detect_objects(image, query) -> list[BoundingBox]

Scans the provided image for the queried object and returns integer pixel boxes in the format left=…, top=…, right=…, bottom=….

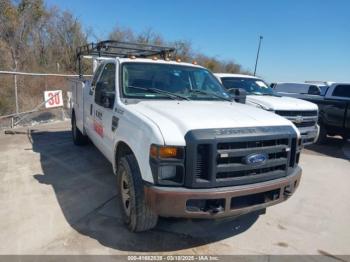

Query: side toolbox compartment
left=70, top=79, right=86, bottom=134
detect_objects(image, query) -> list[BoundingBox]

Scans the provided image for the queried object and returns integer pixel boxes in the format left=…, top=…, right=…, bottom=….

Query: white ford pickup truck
left=215, top=74, right=320, bottom=146
left=71, top=41, right=302, bottom=232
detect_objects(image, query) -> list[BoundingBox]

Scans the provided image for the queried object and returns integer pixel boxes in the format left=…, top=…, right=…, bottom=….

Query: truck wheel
left=316, top=124, right=327, bottom=144
left=71, top=113, right=88, bottom=146
left=117, top=154, right=158, bottom=232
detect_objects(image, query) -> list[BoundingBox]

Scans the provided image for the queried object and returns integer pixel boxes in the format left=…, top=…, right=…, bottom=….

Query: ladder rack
left=76, top=40, right=175, bottom=76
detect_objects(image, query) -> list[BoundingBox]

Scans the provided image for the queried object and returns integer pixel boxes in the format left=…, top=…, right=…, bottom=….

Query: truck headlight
left=149, top=145, right=185, bottom=186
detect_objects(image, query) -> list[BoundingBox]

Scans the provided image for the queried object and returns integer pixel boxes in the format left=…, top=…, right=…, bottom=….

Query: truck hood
left=247, top=95, right=318, bottom=111
left=129, top=100, right=297, bottom=145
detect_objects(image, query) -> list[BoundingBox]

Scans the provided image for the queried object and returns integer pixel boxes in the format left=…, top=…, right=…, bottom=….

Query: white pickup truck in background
left=71, top=41, right=302, bottom=232
left=215, top=74, right=320, bottom=146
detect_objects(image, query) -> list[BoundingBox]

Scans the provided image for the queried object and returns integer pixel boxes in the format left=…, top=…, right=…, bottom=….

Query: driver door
left=92, top=62, right=116, bottom=161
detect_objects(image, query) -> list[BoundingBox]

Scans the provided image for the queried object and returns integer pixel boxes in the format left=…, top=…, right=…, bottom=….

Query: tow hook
left=284, top=186, right=293, bottom=197
left=208, top=205, right=224, bottom=214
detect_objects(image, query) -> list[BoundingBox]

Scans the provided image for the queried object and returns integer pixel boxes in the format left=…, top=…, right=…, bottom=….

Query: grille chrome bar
left=217, top=158, right=288, bottom=173
left=217, top=144, right=288, bottom=157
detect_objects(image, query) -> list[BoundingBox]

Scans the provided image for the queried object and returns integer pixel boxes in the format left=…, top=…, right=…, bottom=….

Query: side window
left=332, top=85, right=350, bottom=98
left=89, top=64, right=104, bottom=96
left=91, top=64, right=104, bottom=86
left=95, top=63, right=116, bottom=106
left=308, top=85, right=321, bottom=95
left=300, top=85, right=309, bottom=94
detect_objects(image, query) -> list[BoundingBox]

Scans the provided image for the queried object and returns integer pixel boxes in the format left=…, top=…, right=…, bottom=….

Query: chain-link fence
left=0, top=71, right=90, bottom=130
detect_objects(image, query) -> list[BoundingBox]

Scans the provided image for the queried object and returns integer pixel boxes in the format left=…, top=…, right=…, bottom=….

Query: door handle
left=90, top=104, right=93, bottom=115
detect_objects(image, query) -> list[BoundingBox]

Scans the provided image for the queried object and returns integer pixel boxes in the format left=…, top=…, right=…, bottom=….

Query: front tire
left=117, top=154, right=158, bottom=232
left=71, top=113, right=88, bottom=146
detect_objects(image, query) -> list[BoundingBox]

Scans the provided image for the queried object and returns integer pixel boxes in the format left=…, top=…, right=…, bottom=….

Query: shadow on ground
left=305, top=137, right=350, bottom=161
left=30, top=129, right=260, bottom=252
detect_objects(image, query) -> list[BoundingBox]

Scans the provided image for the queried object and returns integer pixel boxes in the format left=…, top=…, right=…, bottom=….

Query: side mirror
left=95, top=81, right=105, bottom=104
left=228, top=88, right=247, bottom=104
left=308, top=86, right=321, bottom=95
left=95, top=81, right=115, bottom=109
left=101, top=90, right=115, bottom=109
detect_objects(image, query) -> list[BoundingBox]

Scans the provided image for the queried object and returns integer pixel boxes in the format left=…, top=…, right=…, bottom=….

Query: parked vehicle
left=271, top=82, right=329, bottom=97
left=71, top=41, right=302, bottom=232
left=215, top=74, right=319, bottom=146
left=273, top=82, right=350, bottom=142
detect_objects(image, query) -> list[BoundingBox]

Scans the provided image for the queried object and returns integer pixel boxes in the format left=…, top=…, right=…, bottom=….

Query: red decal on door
left=93, top=121, right=104, bottom=137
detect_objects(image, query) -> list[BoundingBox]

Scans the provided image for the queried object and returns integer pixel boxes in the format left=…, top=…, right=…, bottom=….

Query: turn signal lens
left=159, top=147, right=178, bottom=158
left=150, top=145, right=182, bottom=159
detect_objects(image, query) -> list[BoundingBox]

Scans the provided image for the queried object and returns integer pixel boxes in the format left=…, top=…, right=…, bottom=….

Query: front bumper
left=299, top=125, right=320, bottom=146
left=144, top=166, right=302, bottom=219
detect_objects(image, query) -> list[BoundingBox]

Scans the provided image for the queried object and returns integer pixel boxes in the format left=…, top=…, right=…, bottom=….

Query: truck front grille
left=275, top=110, right=318, bottom=134
left=293, top=121, right=317, bottom=128
left=275, top=110, right=318, bottom=117
left=185, top=126, right=298, bottom=188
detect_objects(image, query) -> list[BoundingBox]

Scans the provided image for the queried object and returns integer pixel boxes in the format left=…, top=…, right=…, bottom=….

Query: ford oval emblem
left=244, top=153, right=268, bottom=166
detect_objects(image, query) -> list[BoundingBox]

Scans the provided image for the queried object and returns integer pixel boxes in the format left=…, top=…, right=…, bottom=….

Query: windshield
left=122, top=63, right=230, bottom=101
left=221, top=77, right=274, bottom=95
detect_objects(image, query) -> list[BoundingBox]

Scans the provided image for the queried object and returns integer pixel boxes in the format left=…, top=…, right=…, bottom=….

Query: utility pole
left=254, top=35, right=263, bottom=76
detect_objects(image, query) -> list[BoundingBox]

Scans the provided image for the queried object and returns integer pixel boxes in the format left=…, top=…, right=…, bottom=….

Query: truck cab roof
left=97, top=57, right=204, bottom=69
left=215, top=73, right=259, bottom=79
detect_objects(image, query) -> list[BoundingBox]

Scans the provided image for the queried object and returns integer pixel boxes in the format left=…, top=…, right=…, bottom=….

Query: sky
left=45, top=0, right=350, bottom=83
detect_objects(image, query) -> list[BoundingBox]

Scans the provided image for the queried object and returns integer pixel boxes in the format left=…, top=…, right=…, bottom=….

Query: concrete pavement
left=0, top=121, right=349, bottom=255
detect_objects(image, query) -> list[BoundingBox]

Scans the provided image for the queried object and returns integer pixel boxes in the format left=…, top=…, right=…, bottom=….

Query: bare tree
left=108, top=24, right=249, bottom=74
left=109, top=25, right=135, bottom=42
left=172, top=40, right=193, bottom=61
left=0, top=3, right=250, bottom=116
left=47, top=11, right=88, bottom=72
left=0, top=0, right=45, bottom=71
left=0, top=0, right=89, bottom=115
left=136, top=28, right=164, bottom=45
left=0, top=0, right=46, bottom=113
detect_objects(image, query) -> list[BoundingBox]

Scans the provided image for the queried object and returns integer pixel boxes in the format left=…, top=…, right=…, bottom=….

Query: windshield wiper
left=188, top=89, right=232, bottom=102
left=127, top=85, right=190, bottom=100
